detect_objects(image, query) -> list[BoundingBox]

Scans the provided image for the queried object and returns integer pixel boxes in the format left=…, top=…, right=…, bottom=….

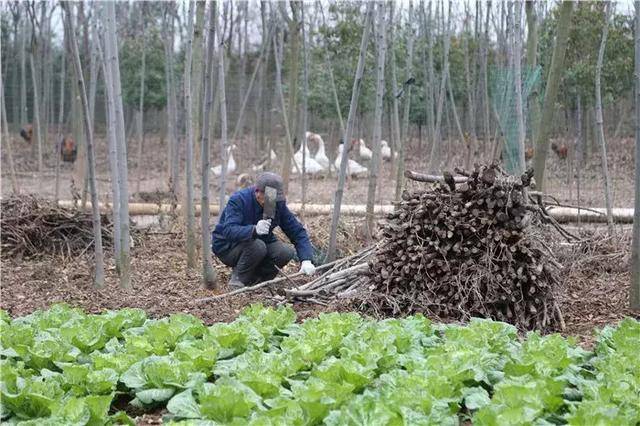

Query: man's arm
left=278, top=202, right=314, bottom=261
left=221, top=197, right=256, bottom=242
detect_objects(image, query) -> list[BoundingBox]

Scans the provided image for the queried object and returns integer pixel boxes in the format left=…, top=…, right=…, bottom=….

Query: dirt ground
left=2, top=130, right=637, bottom=208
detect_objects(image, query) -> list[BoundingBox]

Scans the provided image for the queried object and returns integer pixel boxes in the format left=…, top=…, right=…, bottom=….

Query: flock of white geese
left=211, top=132, right=396, bottom=178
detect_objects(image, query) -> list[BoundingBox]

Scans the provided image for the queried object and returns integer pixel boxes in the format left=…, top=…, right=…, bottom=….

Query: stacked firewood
left=361, top=165, right=562, bottom=331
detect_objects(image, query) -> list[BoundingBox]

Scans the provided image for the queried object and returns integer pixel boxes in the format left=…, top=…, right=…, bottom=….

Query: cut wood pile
left=1, top=195, right=118, bottom=259
left=282, top=165, right=565, bottom=331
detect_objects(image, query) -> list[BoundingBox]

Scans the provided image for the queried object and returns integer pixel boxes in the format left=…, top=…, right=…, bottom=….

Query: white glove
left=299, top=260, right=316, bottom=276
left=255, top=219, right=272, bottom=236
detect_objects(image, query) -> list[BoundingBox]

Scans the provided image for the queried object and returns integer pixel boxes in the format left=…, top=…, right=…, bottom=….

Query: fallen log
left=54, top=199, right=634, bottom=223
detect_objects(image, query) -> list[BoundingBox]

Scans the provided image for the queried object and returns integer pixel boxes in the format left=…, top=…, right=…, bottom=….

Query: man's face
left=255, top=189, right=265, bottom=206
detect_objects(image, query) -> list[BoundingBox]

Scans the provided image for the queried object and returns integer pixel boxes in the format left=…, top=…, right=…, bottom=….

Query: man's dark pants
left=216, top=240, right=296, bottom=285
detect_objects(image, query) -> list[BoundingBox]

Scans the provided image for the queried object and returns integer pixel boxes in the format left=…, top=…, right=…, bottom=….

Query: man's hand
left=299, top=260, right=316, bottom=276
left=255, top=219, right=272, bottom=235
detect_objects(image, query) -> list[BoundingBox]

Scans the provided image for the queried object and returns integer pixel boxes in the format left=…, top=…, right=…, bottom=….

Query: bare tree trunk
left=163, top=7, right=179, bottom=203
left=62, top=1, right=105, bottom=288
left=631, top=0, right=640, bottom=310
left=396, top=1, right=414, bottom=201
left=513, top=1, right=526, bottom=174
left=426, top=0, right=452, bottom=174
left=533, top=1, right=573, bottom=190
left=54, top=29, right=66, bottom=203
left=105, top=1, right=132, bottom=288
left=319, top=1, right=345, bottom=137
left=300, top=2, right=310, bottom=213
left=389, top=4, right=402, bottom=186
left=424, top=2, right=436, bottom=152
left=184, top=1, right=197, bottom=269
left=463, top=2, right=477, bottom=163
left=1, top=71, right=19, bottom=194
left=482, top=2, right=492, bottom=157
left=327, top=2, right=374, bottom=262
left=192, top=1, right=206, bottom=171
left=281, top=2, right=301, bottom=193
left=595, top=3, right=614, bottom=234
left=576, top=95, right=583, bottom=225
left=200, top=2, right=218, bottom=289
left=29, top=48, right=43, bottom=182
left=19, top=18, right=27, bottom=126
left=136, top=5, right=147, bottom=194
left=526, top=0, right=540, bottom=145
left=217, top=9, right=230, bottom=213
left=366, top=3, right=387, bottom=241
left=257, top=2, right=268, bottom=152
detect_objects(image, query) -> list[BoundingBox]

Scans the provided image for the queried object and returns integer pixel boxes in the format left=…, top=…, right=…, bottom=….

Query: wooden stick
left=404, top=170, right=469, bottom=183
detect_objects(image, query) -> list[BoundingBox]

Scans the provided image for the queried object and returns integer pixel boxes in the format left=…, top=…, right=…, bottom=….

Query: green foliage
left=1, top=303, right=638, bottom=425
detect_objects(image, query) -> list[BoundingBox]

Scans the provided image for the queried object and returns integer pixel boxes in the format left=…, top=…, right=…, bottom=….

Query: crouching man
left=212, top=172, right=316, bottom=288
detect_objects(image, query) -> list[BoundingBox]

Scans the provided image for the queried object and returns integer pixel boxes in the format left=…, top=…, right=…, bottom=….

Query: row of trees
left=0, top=1, right=638, bottom=306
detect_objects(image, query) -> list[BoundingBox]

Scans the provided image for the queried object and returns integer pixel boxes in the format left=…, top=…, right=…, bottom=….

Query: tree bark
left=463, top=2, right=477, bottom=163
left=595, top=3, right=614, bottom=234
left=1, top=68, right=19, bottom=194
left=366, top=3, right=387, bottom=241
left=29, top=47, right=43, bottom=182
left=300, top=2, right=310, bottom=213
left=200, top=2, right=219, bottom=289
left=54, top=27, right=66, bottom=203
left=217, top=6, right=230, bottom=214
left=396, top=1, right=415, bottom=202
left=631, top=0, right=640, bottom=310
left=184, top=1, right=197, bottom=269
left=533, top=1, right=574, bottom=190
left=389, top=4, right=402, bottom=187
left=327, top=2, right=374, bottom=262
left=525, top=0, right=540, bottom=145
left=105, top=1, right=132, bottom=288
left=481, top=2, right=492, bottom=157
left=191, top=1, right=206, bottom=170
left=426, top=0, right=452, bottom=174
left=163, top=7, right=180, bottom=203
left=19, top=15, right=28, bottom=127
left=62, top=1, right=105, bottom=288
left=136, top=4, right=147, bottom=195
left=513, top=1, right=526, bottom=174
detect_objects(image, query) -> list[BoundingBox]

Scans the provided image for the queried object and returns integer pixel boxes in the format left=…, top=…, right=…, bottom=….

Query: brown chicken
left=60, top=137, right=78, bottom=163
left=525, top=147, right=534, bottom=161
left=551, top=142, right=568, bottom=160
left=20, top=124, right=33, bottom=143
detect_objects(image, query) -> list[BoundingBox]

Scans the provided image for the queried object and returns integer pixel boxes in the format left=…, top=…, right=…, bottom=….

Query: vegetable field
left=1, top=304, right=638, bottom=425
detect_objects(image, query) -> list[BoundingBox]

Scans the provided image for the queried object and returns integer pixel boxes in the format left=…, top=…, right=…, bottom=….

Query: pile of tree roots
left=277, top=165, right=564, bottom=331
left=360, top=165, right=563, bottom=331
left=1, top=195, right=117, bottom=259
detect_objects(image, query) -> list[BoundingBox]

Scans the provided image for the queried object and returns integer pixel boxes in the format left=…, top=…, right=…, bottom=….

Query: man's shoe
left=228, top=270, right=244, bottom=290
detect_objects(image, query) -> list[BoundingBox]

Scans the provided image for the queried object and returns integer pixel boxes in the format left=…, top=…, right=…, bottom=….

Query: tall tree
left=163, top=5, right=180, bottom=202
left=200, top=2, right=219, bottom=289
left=389, top=3, right=402, bottom=187
left=62, top=1, right=105, bottom=288
left=631, top=0, right=640, bottom=310
left=0, top=61, right=19, bottom=193
left=27, top=5, right=43, bottom=183
left=595, top=3, right=614, bottom=234
left=366, top=3, right=387, bottom=241
left=54, top=23, right=66, bottom=203
left=526, top=1, right=540, bottom=145
left=396, top=1, right=415, bottom=201
left=424, top=2, right=436, bottom=152
left=300, top=2, right=310, bottom=211
left=184, top=1, right=197, bottom=269
left=533, top=1, right=574, bottom=190
left=513, top=1, right=526, bottom=174
left=104, top=1, right=132, bottom=288
left=327, top=2, right=374, bottom=262
left=217, top=6, right=230, bottom=213
left=481, top=2, right=492, bottom=155
left=135, top=4, right=147, bottom=194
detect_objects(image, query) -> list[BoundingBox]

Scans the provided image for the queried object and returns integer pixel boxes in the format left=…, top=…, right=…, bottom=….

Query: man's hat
left=255, top=172, right=285, bottom=201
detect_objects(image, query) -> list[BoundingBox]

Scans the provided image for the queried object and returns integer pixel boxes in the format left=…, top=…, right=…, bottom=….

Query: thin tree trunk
left=463, top=2, right=477, bottom=163
left=319, top=1, right=345, bottom=137
left=389, top=4, right=402, bottom=187
left=163, top=8, right=179, bottom=202
left=136, top=4, right=147, bottom=194
left=184, top=1, right=197, bottom=269
left=62, top=1, right=105, bottom=288
left=217, top=8, right=230, bottom=213
left=20, top=18, right=27, bottom=126
left=281, top=2, right=301, bottom=193
left=105, top=1, right=132, bottom=288
left=513, top=1, right=526, bottom=174
left=423, top=2, right=435, bottom=153
left=482, top=2, right=492, bottom=156
left=192, top=1, right=206, bottom=171
left=426, top=0, right=452, bottom=174
left=200, top=2, right=218, bottom=289
left=631, top=0, right=640, bottom=310
left=300, top=2, right=310, bottom=213
left=366, top=3, right=387, bottom=241
left=526, top=0, right=540, bottom=145
left=396, top=1, right=414, bottom=201
left=327, top=2, right=374, bottom=262
left=29, top=49, right=43, bottom=182
left=1, top=73, right=19, bottom=194
left=595, top=3, right=614, bottom=234
left=533, top=1, right=574, bottom=190
left=54, top=30, right=66, bottom=203
left=576, top=95, right=583, bottom=225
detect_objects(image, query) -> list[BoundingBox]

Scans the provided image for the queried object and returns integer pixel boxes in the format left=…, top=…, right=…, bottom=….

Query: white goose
left=211, top=145, right=237, bottom=176
left=381, top=140, right=397, bottom=161
left=293, top=142, right=324, bottom=175
left=357, top=138, right=373, bottom=161
left=252, top=149, right=278, bottom=172
left=335, top=143, right=368, bottom=177
left=307, top=132, right=330, bottom=170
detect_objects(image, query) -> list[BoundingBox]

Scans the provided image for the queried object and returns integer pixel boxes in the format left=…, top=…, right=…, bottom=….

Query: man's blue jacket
left=212, top=187, right=314, bottom=261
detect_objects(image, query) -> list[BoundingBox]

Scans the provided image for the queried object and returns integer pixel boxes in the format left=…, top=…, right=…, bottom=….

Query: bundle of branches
left=1, top=195, right=116, bottom=259
left=357, top=165, right=563, bottom=331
